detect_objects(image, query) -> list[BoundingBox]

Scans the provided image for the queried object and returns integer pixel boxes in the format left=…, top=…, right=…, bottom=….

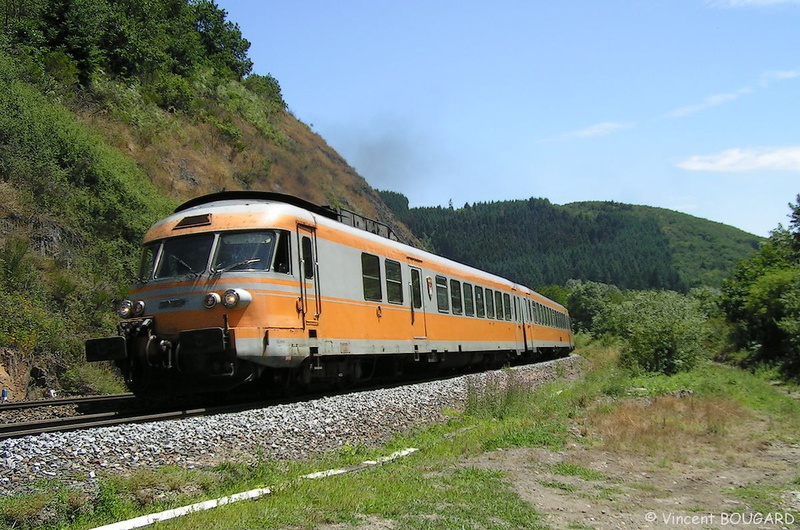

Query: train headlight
left=118, top=300, right=134, bottom=319
left=132, top=300, right=146, bottom=317
left=222, top=289, right=252, bottom=309
left=203, top=292, right=221, bottom=309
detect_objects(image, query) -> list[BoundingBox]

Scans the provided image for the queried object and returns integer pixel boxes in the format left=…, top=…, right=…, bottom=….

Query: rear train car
left=86, top=192, right=574, bottom=395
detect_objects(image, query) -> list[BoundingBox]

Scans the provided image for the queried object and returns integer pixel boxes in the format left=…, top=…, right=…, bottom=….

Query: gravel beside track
left=0, top=355, right=583, bottom=496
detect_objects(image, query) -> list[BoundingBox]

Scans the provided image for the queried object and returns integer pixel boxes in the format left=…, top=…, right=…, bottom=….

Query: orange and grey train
left=86, top=192, right=574, bottom=395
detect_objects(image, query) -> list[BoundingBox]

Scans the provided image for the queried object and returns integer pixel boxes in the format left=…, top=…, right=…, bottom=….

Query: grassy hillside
left=381, top=191, right=761, bottom=291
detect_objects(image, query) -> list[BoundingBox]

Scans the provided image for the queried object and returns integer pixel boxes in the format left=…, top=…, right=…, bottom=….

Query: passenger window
left=475, top=287, right=485, bottom=318
left=411, top=269, right=422, bottom=309
left=436, top=276, right=449, bottom=313
left=386, top=259, right=403, bottom=304
left=361, top=253, right=382, bottom=301
left=504, top=294, right=512, bottom=321
left=450, top=279, right=462, bottom=315
left=301, top=236, right=314, bottom=279
left=495, top=291, right=504, bottom=320
left=272, top=231, right=291, bottom=273
left=463, top=283, right=474, bottom=316
left=485, top=289, right=495, bottom=319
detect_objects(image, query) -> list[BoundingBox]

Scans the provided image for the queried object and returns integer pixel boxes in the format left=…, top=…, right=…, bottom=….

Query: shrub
left=601, top=290, right=707, bottom=375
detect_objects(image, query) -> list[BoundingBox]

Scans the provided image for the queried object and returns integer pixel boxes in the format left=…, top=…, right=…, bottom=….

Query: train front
left=85, top=197, right=294, bottom=395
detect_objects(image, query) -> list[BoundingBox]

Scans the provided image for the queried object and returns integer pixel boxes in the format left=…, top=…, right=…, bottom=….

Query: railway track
left=0, top=402, right=259, bottom=440
left=0, top=357, right=567, bottom=441
left=0, top=393, right=136, bottom=412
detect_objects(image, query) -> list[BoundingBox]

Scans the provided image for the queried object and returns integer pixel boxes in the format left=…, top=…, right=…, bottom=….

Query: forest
left=379, top=190, right=761, bottom=291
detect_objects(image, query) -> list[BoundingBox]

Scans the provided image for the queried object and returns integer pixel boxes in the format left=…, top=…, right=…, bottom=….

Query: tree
left=722, top=196, right=800, bottom=379
left=565, top=279, right=623, bottom=334
left=191, top=0, right=252, bottom=79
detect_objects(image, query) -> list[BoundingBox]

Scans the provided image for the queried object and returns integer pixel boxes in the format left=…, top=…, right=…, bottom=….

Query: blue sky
left=218, top=0, right=799, bottom=237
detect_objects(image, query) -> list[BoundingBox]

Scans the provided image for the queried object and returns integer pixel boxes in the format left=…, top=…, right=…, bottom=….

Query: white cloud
left=677, top=146, right=800, bottom=172
left=759, top=69, right=800, bottom=87
left=539, top=121, right=634, bottom=142
left=667, top=86, right=753, bottom=117
left=667, top=68, right=799, bottom=118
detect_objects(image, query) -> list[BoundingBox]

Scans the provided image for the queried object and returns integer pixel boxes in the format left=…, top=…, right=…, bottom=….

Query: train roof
left=176, top=191, right=399, bottom=242
left=170, top=192, right=566, bottom=311
left=175, top=192, right=340, bottom=220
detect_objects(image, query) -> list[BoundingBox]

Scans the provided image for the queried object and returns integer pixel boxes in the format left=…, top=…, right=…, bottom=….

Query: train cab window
left=272, top=231, right=291, bottom=274
left=475, top=287, right=485, bottom=318
left=301, top=236, right=314, bottom=279
left=450, top=279, right=463, bottom=315
left=485, top=288, right=495, bottom=318
left=213, top=231, right=274, bottom=273
left=155, top=233, right=214, bottom=279
left=495, top=291, right=504, bottom=320
left=385, top=259, right=403, bottom=304
left=361, top=253, right=382, bottom=301
left=138, top=243, right=157, bottom=281
left=436, top=276, right=449, bottom=313
left=463, top=283, right=474, bottom=316
left=411, top=269, right=423, bottom=309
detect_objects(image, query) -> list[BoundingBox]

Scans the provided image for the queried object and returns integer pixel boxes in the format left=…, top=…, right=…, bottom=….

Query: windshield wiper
left=170, top=255, right=201, bottom=276
left=212, top=258, right=261, bottom=274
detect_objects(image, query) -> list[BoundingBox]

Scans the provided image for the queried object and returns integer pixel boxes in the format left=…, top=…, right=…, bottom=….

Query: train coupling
left=85, top=318, right=153, bottom=362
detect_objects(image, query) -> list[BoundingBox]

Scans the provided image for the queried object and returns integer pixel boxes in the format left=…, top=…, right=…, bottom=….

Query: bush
left=601, top=290, right=707, bottom=375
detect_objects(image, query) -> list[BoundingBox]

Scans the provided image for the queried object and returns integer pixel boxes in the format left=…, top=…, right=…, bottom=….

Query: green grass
left=551, top=462, right=606, bottom=481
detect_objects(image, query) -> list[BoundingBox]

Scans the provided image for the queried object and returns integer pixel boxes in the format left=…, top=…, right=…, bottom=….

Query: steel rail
left=0, top=393, right=136, bottom=412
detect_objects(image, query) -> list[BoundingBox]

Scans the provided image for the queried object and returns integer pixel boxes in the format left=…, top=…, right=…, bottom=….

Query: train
left=85, top=192, right=574, bottom=396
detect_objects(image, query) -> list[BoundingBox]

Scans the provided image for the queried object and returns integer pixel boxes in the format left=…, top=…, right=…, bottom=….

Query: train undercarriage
left=86, top=318, right=569, bottom=397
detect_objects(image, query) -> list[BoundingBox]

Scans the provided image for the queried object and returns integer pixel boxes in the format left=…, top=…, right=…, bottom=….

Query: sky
left=217, top=0, right=799, bottom=237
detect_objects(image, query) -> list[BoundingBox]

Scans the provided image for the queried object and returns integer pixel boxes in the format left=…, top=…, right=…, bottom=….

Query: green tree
left=722, top=196, right=800, bottom=379
left=565, top=279, right=623, bottom=334
left=191, top=0, right=252, bottom=79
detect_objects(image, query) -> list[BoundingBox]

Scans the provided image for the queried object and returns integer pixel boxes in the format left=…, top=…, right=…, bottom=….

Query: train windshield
left=154, top=233, right=215, bottom=279
left=212, top=231, right=275, bottom=273
left=138, top=231, right=279, bottom=281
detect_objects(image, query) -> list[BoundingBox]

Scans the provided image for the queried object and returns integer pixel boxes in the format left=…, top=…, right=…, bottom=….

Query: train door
left=408, top=266, right=428, bottom=339
left=516, top=297, right=529, bottom=352
left=297, top=224, right=320, bottom=328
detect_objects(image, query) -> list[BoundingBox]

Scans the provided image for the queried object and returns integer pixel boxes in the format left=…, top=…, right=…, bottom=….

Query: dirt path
left=466, top=432, right=800, bottom=529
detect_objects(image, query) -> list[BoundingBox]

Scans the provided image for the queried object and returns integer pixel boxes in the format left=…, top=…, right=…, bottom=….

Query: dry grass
left=588, top=395, right=747, bottom=459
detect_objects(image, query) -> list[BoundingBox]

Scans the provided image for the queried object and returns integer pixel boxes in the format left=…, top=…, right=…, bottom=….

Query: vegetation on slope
left=380, top=190, right=761, bottom=291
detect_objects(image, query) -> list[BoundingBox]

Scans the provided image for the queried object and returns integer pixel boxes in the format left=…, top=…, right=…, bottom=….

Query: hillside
left=380, top=191, right=761, bottom=291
